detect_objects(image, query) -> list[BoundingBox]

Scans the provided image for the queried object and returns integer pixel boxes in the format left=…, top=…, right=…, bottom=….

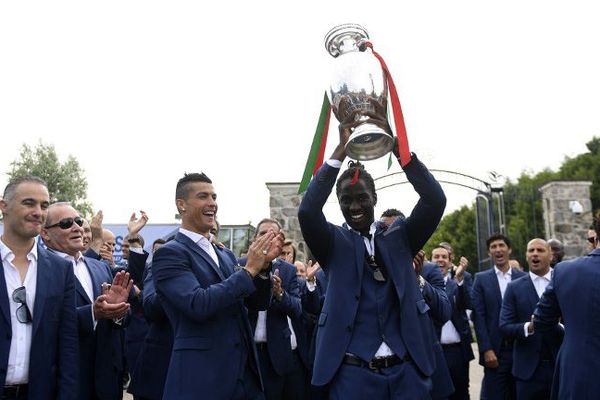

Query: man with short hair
left=534, top=217, right=600, bottom=398
left=153, top=172, right=282, bottom=400
left=379, top=208, right=405, bottom=227
left=41, top=202, right=132, bottom=400
left=431, top=246, right=474, bottom=400
left=546, top=239, right=564, bottom=268
left=298, top=121, right=447, bottom=397
left=500, top=238, right=563, bottom=399
left=472, top=234, right=526, bottom=400
left=0, top=176, right=78, bottom=400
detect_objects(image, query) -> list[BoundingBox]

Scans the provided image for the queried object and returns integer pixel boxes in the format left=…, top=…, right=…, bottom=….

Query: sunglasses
left=45, top=216, right=85, bottom=230
left=588, top=237, right=596, bottom=244
left=12, top=286, right=32, bottom=324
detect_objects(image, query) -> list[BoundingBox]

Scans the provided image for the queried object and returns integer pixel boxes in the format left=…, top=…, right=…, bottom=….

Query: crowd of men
left=1, top=124, right=599, bottom=399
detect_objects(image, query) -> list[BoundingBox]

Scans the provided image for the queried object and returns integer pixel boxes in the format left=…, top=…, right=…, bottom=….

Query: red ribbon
left=363, top=41, right=412, bottom=167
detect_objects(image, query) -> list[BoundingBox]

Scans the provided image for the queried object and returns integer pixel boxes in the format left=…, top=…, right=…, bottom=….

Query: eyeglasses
left=588, top=237, right=596, bottom=244
left=12, top=286, right=32, bottom=324
left=45, top=217, right=85, bottom=230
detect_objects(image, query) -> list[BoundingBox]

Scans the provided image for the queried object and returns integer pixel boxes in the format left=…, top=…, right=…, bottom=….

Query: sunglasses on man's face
left=12, top=286, right=32, bottom=324
left=45, top=216, right=85, bottom=230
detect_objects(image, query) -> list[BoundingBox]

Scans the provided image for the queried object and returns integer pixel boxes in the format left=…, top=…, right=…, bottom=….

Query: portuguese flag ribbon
left=298, top=91, right=331, bottom=194
left=363, top=41, right=412, bottom=167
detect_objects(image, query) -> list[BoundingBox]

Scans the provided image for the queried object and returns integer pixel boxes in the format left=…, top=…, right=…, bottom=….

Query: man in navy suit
left=242, top=219, right=306, bottom=400
left=500, top=238, right=563, bottom=400
left=534, top=218, right=600, bottom=399
left=472, top=234, right=526, bottom=400
left=0, top=176, right=78, bottom=400
left=298, top=124, right=446, bottom=398
left=431, top=246, right=474, bottom=400
left=152, top=172, right=283, bottom=400
left=41, top=203, right=133, bottom=400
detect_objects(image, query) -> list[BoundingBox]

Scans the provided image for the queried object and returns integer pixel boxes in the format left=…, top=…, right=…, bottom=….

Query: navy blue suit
left=441, top=272, right=474, bottom=400
left=244, top=258, right=304, bottom=400
left=472, top=267, right=525, bottom=400
left=500, top=273, right=563, bottom=399
left=298, top=155, right=446, bottom=398
left=0, top=243, right=78, bottom=399
left=534, top=249, right=600, bottom=399
left=76, top=256, right=127, bottom=400
left=128, top=264, right=172, bottom=400
left=421, top=262, right=455, bottom=400
left=152, top=232, right=271, bottom=400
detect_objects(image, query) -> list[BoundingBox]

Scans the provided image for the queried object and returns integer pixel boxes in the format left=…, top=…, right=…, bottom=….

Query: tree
left=6, top=141, right=93, bottom=217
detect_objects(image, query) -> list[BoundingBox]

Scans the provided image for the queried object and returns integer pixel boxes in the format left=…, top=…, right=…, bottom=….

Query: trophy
left=324, top=23, right=394, bottom=161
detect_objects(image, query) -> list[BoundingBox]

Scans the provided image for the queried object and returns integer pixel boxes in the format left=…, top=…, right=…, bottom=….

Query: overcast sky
left=1, top=1, right=599, bottom=227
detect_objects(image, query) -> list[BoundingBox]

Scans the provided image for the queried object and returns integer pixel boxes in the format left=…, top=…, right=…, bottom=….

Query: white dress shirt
left=494, top=265, right=513, bottom=299
left=180, top=228, right=219, bottom=266
left=0, top=238, right=38, bottom=385
left=54, top=250, right=97, bottom=329
left=440, top=275, right=462, bottom=345
left=524, top=269, right=552, bottom=337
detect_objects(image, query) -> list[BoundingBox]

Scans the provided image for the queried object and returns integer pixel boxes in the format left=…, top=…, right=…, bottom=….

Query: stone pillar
left=539, top=181, right=593, bottom=259
left=265, top=182, right=309, bottom=262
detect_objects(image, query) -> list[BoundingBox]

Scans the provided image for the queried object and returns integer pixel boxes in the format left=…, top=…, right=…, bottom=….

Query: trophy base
left=345, top=123, right=394, bottom=161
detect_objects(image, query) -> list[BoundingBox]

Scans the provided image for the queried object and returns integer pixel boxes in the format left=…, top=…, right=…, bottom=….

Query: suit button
left=346, top=326, right=352, bottom=332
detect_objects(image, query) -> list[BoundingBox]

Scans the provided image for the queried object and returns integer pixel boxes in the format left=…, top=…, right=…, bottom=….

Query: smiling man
left=472, top=234, right=526, bottom=400
left=298, top=123, right=446, bottom=398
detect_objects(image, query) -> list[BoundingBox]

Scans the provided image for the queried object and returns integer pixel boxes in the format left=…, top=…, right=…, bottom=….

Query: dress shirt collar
left=52, top=249, right=83, bottom=263
left=0, top=237, right=38, bottom=263
left=346, top=221, right=377, bottom=238
left=494, top=265, right=512, bottom=278
left=529, top=269, right=552, bottom=283
left=179, top=228, right=214, bottom=249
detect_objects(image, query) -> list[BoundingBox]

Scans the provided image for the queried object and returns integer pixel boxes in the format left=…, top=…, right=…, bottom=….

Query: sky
left=1, top=1, right=600, bottom=227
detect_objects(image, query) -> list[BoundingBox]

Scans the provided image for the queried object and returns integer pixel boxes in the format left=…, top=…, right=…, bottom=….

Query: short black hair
left=486, top=233, right=512, bottom=249
left=3, top=175, right=47, bottom=202
left=175, top=172, right=212, bottom=200
left=381, top=208, right=405, bottom=219
left=335, top=161, right=376, bottom=198
left=152, top=238, right=166, bottom=247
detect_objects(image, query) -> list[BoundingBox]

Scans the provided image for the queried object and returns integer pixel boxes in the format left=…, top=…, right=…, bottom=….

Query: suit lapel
left=215, top=246, right=233, bottom=278
left=524, top=274, right=540, bottom=309
left=177, top=233, right=225, bottom=281
left=32, top=246, right=51, bottom=336
left=0, top=250, right=10, bottom=326
left=353, top=233, right=365, bottom=286
left=489, top=269, right=503, bottom=306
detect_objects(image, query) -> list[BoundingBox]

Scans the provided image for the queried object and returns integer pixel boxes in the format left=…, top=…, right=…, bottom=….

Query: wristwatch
left=417, top=275, right=426, bottom=290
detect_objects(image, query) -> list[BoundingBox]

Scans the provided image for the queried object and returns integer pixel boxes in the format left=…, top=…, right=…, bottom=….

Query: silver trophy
left=324, top=23, right=394, bottom=161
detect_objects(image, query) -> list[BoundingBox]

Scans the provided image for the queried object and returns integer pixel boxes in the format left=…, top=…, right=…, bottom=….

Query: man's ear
left=373, top=192, right=378, bottom=206
left=0, top=199, right=7, bottom=216
left=40, top=228, right=50, bottom=244
left=176, top=198, right=185, bottom=214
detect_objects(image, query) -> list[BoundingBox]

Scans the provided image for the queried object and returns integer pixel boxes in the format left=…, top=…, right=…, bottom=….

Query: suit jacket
left=534, top=249, right=600, bottom=399
left=152, top=232, right=271, bottom=400
left=245, top=258, right=302, bottom=376
left=123, top=250, right=149, bottom=375
left=128, top=264, right=172, bottom=400
left=499, top=273, right=563, bottom=381
left=472, top=267, right=526, bottom=365
left=0, top=243, right=78, bottom=400
left=298, top=154, right=446, bottom=386
left=74, top=256, right=126, bottom=400
left=443, top=275, right=475, bottom=364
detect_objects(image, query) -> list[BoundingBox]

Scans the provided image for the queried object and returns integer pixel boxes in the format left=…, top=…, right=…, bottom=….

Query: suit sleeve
left=472, top=275, right=493, bottom=353
left=533, top=270, right=562, bottom=332
left=402, top=155, right=447, bottom=256
left=421, top=265, right=451, bottom=324
left=142, top=265, right=167, bottom=323
left=153, top=245, right=258, bottom=323
left=271, top=268, right=302, bottom=319
left=58, top=262, right=79, bottom=400
left=127, top=250, right=149, bottom=289
left=499, top=283, right=527, bottom=340
left=298, top=163, right=340, bottom=269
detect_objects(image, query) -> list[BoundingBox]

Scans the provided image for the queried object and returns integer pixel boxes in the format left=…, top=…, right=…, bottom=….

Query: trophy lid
left=324, top=23, right=369, bottom=58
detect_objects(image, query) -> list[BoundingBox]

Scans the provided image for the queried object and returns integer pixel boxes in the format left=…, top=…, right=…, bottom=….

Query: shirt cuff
left=130, top=247, right=144, bottom=254
left=91, top=306, right=98, bottom=330
left=326, top=159, right=342, bottom=168
left=306, top=280, right=317, bottom=292
left=524, top=322, right=531, bottom=337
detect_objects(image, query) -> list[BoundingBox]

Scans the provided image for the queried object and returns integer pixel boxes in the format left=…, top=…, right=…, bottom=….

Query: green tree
left=6, top=141, right=92, bottom=217
left=424, top=205, right=479, bottom=275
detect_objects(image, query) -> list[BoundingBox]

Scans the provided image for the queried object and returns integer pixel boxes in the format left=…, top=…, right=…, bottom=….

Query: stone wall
left=265, top=182, right=309, bottom=262
left=540, top=181, right=593, bottom=259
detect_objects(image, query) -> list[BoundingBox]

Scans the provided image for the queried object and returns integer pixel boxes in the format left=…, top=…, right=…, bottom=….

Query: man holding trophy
left=298, top=23, right=448, bottom=400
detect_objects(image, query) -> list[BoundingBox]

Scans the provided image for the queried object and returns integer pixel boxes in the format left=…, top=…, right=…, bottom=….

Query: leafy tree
left=6, top=141, right=92, bottom=217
